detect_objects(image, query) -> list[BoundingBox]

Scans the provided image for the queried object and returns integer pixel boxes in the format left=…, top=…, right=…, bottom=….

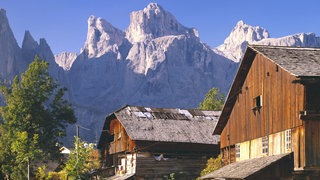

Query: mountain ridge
left=1, top=4, right=320, bottom=145
left=214, top=20, right=320, bottom=62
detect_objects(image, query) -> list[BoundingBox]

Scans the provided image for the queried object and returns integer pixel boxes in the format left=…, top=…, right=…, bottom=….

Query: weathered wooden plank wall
left=109, top=119, right=135, bottom=154
left=135, top=154, right=208, bottom=179
left=305, top=120, right=320, bottom=167
left=221, top=54, right=304, bottom=147
left=292, top=126, right=305, bottom=169
left=220, top=54, right=305, bottom=169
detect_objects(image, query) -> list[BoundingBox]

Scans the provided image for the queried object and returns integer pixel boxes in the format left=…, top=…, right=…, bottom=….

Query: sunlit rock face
left=55, top=52, right=77, bottom=70
left=215, top=20, right=320, bottom=62
left=56, top=3, right=236, bottom=144
left=214, top=20, right=270, bottom=62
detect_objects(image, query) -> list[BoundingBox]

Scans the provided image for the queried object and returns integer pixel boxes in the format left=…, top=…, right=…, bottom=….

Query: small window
left=262, top=136, right=268, bottom=154
left=235, top=144, right=240, bottom=158
left=306, top=84, right=320, bottom=112
left=255, top=96, right=262, bottom=107
left=110, top=134, right=115, bottom=142
left=285, top=129, right=292, bottom=150
left=252, top=95, right=262, bottom=110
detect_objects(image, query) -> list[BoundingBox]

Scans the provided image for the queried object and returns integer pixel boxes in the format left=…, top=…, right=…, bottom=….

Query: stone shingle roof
left=201, top=153, right=292, bottom=179
left=112, top=105, right=220, bottom=144
left=251, top=45, right=320, bottom=77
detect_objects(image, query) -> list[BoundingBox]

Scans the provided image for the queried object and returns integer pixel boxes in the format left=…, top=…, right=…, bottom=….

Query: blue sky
left=0, top=0, right=320, bottom=54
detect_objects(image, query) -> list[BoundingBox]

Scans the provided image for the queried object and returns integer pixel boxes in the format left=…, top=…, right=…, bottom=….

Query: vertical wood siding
left=305, top=120, right=320, bottom=167
left=135, top=153, right=207, bottom=179
left=220, top=54, right=306, bottom=170
left=221, top=54, right=304, bottom=148
left=292, top=126, right=305, bottom=169
left=109, top=119, right=135, bottom=154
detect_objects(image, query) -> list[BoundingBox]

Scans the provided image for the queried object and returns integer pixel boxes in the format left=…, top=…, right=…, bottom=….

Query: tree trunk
left=27, top=159, right=30, bottom=180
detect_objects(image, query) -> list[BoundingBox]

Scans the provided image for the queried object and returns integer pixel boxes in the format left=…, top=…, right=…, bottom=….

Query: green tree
left=64, top=137, right=100, bottom=179
left=11, top=131, right=42, bottom=179
left=0, top=56, right=76, bottom=179
left=199, top=87, right=225, bottom=110
left=198, top=88, right=224, bottom=178
left=199, top=155, right=223, bottom=177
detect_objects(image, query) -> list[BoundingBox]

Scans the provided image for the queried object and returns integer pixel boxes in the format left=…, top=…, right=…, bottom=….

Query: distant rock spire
left=125, top=3, right=198, bottom=43
left=0, top=8, right=6, bottom=19
left=215, top=20, right=269, bottom=62
left=0, top=8, right=24, bottom=80
left=37, top=38, right=55, bottom=63
left=225, top=20, right=269, bottom=45
left=83, top=15, right=125, bottom=58
left=22, top=30, right=38, bottom=51
left=21, top=30, right=39, bottom=65
left=0, top=8, right=19, bottom=48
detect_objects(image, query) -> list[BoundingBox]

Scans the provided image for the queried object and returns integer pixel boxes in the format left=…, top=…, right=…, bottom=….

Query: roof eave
left=97, top=105, right=130, bottom=149
left=213, top=45, right=257, bottom=135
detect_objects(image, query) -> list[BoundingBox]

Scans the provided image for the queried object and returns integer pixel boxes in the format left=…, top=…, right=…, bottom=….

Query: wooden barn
left=202, top=45, right=320, bottom=180
left=97, top=105, right=220, bottom=179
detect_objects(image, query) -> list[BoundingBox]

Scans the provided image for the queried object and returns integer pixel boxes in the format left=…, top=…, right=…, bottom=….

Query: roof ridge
left=249, top=44, right=320, bottom=51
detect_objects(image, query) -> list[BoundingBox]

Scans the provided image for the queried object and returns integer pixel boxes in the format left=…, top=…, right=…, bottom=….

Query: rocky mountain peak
left=230, top=20, right=269, bottom=43
left=0, top=7, right=23, bottom=80
left=146, top=3, right=163, bottom=12
left=36, top=38, right=56, bottom=65
left=236, top=20, right=245, bottom=26
left=55, top=52, right=77, bottom=70
left=126, top=3, right=198, bottom=43
left=22, top=30, right=38, bottom=51
left=0, top=8, right=16, bottom=42
left=83, top=15, right=125, bottom=58
left=39, top=38, right=50, bottom=50
left=0, top=8, right=6, bottom=17
left=215, top=20, right=269, bottom=62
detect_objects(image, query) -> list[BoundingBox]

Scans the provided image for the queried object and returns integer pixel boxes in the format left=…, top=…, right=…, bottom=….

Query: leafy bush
left=35, top=165, right=46, bottom=179
left=164, top=172, right=188, bottom=180
left=200, top=155, right=222, bottom=176
left=47, top=171, right=67, bottom=180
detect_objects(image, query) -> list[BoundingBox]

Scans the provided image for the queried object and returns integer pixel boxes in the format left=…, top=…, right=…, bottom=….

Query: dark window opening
left=306, top=84, right=320, bottom=112
left=110, top=134, right=115, bottom=142
left=256, top=96, right=262, bottom=107
left=252, top=95, right=262, bottom=111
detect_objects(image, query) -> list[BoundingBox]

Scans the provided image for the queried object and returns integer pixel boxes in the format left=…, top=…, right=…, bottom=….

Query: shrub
left=200, top=155, right=222, bottom=176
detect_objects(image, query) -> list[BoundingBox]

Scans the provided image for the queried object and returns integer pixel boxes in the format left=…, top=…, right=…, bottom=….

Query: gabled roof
left=252, top=45, right=320, bottom=77
left=102, top=105, right=220, bottom=145
left=213, top=45, right=320, bottom=135
left=200, top=153, right=293, bottom=179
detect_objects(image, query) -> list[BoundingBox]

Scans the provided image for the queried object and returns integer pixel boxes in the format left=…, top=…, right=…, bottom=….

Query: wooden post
left=76, top=125, right=79, bottom=138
